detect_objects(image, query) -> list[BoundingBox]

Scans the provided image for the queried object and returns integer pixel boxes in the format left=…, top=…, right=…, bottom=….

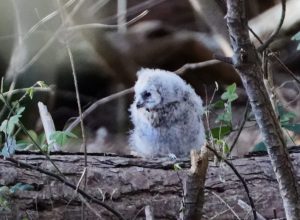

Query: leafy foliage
left=16, top=130, right=47, bottom=151
left=50, top=131, right=77, bottom=146
left=1, top=137, right=17, bottom=158
left=253, top=104, right=300, bottom=152
left=210, top=126, right=232, bottom=139
left=0, top=107, right=25, bottom=136
left=0, top=106, right=25, bottom=158
left=173, top=163, right=182, bottom=171
left=221, top=83, right=238, bottom=102
left=215, top=83, right=238, bottom=126
left=207, top=83, right=239, bottom=155
left=0, top=81, right=51, bottom=157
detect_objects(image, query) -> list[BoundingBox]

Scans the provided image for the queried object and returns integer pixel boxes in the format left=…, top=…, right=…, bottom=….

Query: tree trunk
left=225, top=0, right=300, bottom=219
left=1, top=152, right=300, bottom=219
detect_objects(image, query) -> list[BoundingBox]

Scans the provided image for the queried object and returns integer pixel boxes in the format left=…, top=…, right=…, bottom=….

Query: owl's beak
left=136, top=100, right=145, bottom=109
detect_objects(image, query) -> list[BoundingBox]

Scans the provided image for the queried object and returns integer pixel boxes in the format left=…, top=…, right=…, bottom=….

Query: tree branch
left=225, top=1, right=300, bottom=219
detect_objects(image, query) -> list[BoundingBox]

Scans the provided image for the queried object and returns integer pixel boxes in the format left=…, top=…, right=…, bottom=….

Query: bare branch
left=175, top=60, right=221, bottom=75
left=65, top=87, right=133, bottom=132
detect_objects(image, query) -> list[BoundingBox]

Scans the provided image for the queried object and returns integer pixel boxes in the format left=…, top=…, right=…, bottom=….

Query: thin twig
left=75, top=167, right=87, bottom=192
left=117, top=0, right=128, bottom=33
left=175, top=60, right=221, bottom=75
left=66, top=10, right=148, bottom=31
left=206, top=145, right=257, bottom=220
left=132, top=206, right=146, bottom=220
left=238, top=200, right=266, bottom=220
left=16, top=0, right=86, bottom=74
left=78, top=194, right=103, bottom=219
left=248, top=1, right=300, bottom=86
left=204, top=83, right=219, bottom=149
left=257, top=0, right=286, bottom=52
left=66, top=36, right=87, bottom=160
left=213, top=54, right=233, bottom=65
left=4, top=157, right=126, bottom=220
left=65, top=88, right=134, bottom=132
left=211, top=191, right=241, bottom=220
left=1, top=87, right=52, bottom=97
left=209, top=208, right=230, bottom=220
left=99, top=0, right=166, bottom=24
left=23, top=0, right=76, bottom=41
left=270, top=53, right=300, bottom=84
left=56, top=2, right=88, bottom=218
left=228, top=100, right=249, bottom=155
left=57, top=0, right=87, bottom=166
left=2, top=0, right=23, bottom=118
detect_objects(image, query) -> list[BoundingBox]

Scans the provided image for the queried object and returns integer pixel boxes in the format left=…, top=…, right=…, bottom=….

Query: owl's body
left=129, top=68, right=205, bottom=158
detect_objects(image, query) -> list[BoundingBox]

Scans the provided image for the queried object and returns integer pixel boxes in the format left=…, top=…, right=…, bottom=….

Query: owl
left=129, top=68, right=205, bottom=158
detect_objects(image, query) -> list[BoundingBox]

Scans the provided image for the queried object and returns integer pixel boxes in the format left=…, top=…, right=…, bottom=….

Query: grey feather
left=129, top=68, right=205, bottom=157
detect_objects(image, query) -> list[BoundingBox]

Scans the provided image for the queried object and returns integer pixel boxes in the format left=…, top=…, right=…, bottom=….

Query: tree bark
left=180, top=149, right=208, bottom=220
left=1, top=152, right=300, bottom=220
left=225, top=0, right=300, bottom=219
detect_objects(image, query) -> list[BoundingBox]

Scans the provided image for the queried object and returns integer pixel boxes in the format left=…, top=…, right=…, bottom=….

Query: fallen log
left=0, top=150, right=300, bottom=220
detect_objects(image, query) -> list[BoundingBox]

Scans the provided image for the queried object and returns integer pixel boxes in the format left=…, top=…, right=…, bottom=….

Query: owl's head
left=133, top=68, right=188, bottom=111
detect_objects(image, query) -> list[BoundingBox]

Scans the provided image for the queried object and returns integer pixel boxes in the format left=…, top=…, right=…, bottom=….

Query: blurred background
left=0, top=0, right=299, bottom=156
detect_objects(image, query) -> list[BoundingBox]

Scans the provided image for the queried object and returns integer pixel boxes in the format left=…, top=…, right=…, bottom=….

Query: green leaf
left=282, top=124, right=300, bottom=134
left=216, top=111, right=231, bottom=125
left=221, top=83, right=238, bottom=102
left=280, top=112, right=296, bottom=125
left=0, top=120, right=8, bottom=133
left=4, top=115, right=19, bottom=135
left=26, top=87, right=34, bottom=99
left=37, top=81, right=48, bottom=88
left=174, top=163, right=182, bottom=171
left=17, top=130, right=46, bottom=150
left=213, top=100, right=225, bottom=109
left=1, top=136, right=17, bottom=158
left=50, top=131, right=77, bottom=146
left=9, top=183, right=34, bottom=193
left=0, top=107, right=25, bottom=136
left=8, top=115, right=20, bottom=128
left=38, top=133, right=46, bottom=145
left=210, top=126, right=232, bottom=139
left=0, top=118, right=16, bottom=136
left=15, top=141, right=30, bottom=150
left=278, top=105, right=296, bottom=125
left=252, top=141, right=267, bottom=152
left=16, top=106, right=25, bottom=116
left=27, top=130, right=39, bottom=143
left=65, top=132, right=77, bottom=139
left=223, top=143, right=230, bottom=154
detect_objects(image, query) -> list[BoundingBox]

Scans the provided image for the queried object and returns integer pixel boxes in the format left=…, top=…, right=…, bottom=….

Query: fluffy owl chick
left=129, top=68, right=205, bottom=158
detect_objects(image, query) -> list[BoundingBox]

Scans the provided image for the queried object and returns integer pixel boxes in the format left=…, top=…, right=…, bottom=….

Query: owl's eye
left=142, top=91, right=151, bottom=99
